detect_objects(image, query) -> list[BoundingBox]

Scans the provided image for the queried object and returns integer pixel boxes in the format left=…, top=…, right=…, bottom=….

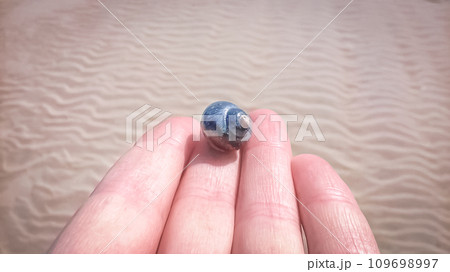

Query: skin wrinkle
left=56, top=195, right=146, bottom=253
left=235, top=222, right=302, bottom=253
left=300, top=186, right=358, bottom=207
left=238, top=201, right=300, bottom=225
left=93, top=153, right=182, bottom=208
left=243, top=141, right=290, bottom=152
left=232, top=109, right=303, bottom=254
left=303, top=194, right=377, bottom=253
left=292, top=154, right=379, bottom=253
left=170, top=180, right=237, bottom=210
left=333, top=208, right=357, bottom=252
left=50, top=110, right=379, bottom=254
left=305, top=207, right=353, bottom=253
left=245, top=148, right=293, bottom=196
left=238, top=150, right=299, bottom=224
left=157, top=127, right=240, bottom=253
left=50, top=117, right=196, bottom=253
left=349, top=209, right=378, bottom=253
left=341, top=210, right=373, bottom=253
left=92, top=116, right=196, bottom=207
left=169, top=145, right=238, bottom=208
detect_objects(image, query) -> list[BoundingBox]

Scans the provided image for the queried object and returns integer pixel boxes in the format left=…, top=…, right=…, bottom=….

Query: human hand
left=49, top=109, right=379, bottom=253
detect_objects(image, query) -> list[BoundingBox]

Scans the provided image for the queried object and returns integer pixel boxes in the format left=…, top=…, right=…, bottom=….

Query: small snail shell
left=200, top=101, right=252, bottom=151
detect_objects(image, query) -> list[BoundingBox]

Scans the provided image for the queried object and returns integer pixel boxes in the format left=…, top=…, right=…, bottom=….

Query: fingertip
left=135, top=116, right=198, bottom=156
left=291, top=153, right=356, bottom=206
left=292, top=154, right=330, bottom=170
left=249, top=108, right=279, bottom=117
left=244, top=108, right=291, bottom=152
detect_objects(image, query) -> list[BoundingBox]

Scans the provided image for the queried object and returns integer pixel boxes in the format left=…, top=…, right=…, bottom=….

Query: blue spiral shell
left=201, top=101, right=252, bottom=151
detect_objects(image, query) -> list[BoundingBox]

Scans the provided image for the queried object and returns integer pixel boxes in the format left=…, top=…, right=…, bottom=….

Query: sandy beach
left=1, top=0, right=449, bottom=253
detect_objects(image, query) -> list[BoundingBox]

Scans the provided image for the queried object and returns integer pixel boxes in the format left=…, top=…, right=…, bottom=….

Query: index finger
left=49, top=117, right=196, bottom=253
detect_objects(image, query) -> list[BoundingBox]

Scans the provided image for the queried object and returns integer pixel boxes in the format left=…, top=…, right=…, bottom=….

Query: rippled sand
left=1, top=0, right=449, bottom=253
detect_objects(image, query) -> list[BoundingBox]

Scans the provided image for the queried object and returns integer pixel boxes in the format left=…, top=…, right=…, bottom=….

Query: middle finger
left=158, top=128, right=241, bottom=253
left=232, top=109, right=304, bottom=253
